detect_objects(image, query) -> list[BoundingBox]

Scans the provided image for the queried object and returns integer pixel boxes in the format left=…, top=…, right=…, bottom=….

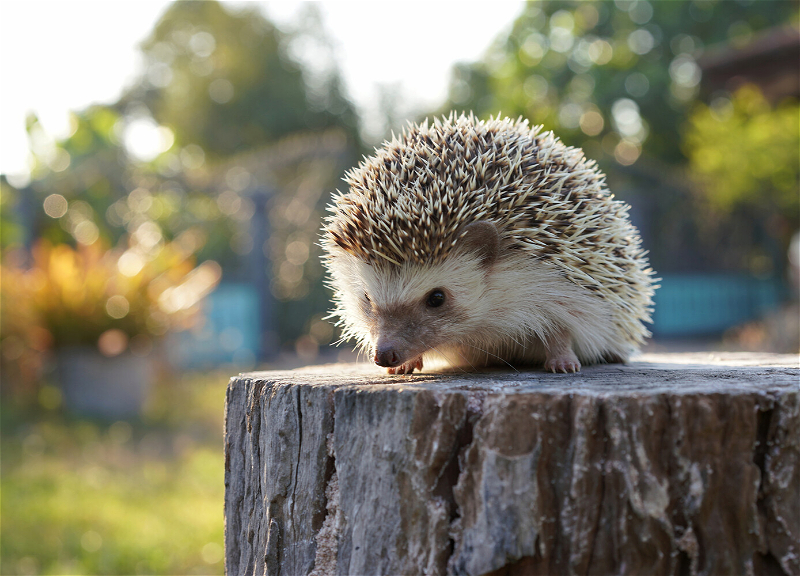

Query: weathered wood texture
left=224, top=353, right=799, bottom=576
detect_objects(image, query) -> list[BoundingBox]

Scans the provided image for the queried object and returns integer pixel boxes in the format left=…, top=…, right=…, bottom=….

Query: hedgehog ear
left=457, top=221, right=500, bottom=268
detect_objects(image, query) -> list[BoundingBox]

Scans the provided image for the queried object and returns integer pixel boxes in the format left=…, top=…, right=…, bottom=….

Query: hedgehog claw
left=388, top=357, right=423, bottom=375
left=544, top=355, right=581, bottom=374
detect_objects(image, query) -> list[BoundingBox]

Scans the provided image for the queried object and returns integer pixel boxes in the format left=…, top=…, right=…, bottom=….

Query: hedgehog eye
left=426, top=289, right=446, bottom=308
left=364, top=292, right=371, bottom=303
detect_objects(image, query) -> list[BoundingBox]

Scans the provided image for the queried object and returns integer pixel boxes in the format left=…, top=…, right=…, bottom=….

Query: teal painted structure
left=167, top=283, right=261, bottom=369
left=650, top=274, right=786, bottom=336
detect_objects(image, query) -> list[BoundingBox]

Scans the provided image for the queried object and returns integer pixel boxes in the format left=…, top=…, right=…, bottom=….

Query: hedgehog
left=321, top=113, right=656, bottom=374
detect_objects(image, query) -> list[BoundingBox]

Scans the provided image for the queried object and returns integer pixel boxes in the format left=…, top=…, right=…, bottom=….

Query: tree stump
left=224, top=353, right=799, bottom=576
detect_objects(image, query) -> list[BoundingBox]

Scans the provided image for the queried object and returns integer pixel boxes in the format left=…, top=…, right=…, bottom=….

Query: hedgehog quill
left=321, top=113, right=657, bottom=374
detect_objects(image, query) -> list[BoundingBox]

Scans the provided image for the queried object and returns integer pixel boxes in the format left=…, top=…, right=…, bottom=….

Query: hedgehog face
left=326, top=248, right=495, bottom=368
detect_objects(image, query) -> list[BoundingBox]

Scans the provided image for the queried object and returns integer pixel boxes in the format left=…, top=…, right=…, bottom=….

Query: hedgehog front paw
left=388, top=357, right=423, bottom=375
left=544, top=353, right=581, bottom=374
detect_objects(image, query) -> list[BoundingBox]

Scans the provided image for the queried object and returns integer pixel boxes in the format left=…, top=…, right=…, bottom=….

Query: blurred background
left=1, top=0, right=798, bottom=573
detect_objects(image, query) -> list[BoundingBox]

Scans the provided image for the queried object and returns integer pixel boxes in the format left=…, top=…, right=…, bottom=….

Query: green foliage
left=1, top=179, right=23, bottom=247
left=1, top=372, right=228, bottom=575
left=133, top=1, right=359, bottom=158
left=20, top=106, right=246, bottom=267
left=684, top=86, right=800, bottom=218
left=441, top=0, right=796, bottom=166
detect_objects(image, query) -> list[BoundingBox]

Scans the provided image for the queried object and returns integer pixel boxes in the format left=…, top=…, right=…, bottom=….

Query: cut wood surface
left=224, top=353, right=799, bottom=576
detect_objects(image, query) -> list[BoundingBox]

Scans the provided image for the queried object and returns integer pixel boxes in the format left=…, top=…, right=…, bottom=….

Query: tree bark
left=224, top=353, right=799, bottom=576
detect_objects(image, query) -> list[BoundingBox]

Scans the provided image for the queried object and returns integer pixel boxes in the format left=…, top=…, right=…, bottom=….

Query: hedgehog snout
left=370, top=309, right=425, bottom=368
left=374, top=341, right=403, bottom=368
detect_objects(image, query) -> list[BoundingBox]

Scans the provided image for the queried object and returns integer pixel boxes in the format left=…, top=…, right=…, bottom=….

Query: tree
left=440, top=1, right=795, bottom=166
left=16, top=107, right=240, bottom=268
left=129, top=0, right=359, bottom=158
left=684, top=85, right=799, bottom=219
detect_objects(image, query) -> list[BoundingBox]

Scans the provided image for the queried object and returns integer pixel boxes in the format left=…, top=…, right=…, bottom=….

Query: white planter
left=56, top=347, right=153, bottom=418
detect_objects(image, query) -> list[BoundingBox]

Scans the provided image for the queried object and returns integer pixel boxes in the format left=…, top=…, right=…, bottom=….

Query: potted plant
left=1, top=237, right=220, bottom=417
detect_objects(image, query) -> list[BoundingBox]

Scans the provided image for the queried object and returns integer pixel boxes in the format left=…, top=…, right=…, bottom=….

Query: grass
left=1, top=370, right=231, bottom=575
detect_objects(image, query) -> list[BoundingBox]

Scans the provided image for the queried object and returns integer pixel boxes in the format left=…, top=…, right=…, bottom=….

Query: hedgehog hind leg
left=543, top=329, right=581, bottom=373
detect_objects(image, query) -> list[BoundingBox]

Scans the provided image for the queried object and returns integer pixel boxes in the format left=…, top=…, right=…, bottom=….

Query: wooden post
left=224, top=353, right=799, bottom=576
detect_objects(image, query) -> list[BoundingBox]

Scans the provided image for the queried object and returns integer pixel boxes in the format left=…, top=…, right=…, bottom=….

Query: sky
left=0, top=0, right=525, bottom=184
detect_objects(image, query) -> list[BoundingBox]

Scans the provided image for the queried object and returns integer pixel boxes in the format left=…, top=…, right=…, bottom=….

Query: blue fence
left=651, top=274, right=786, bottom=337
left=167, top=283, right=261, bottom=369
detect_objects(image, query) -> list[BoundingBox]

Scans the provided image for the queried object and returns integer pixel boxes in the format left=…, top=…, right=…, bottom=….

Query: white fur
left=326, top=247, right=635, bottom=369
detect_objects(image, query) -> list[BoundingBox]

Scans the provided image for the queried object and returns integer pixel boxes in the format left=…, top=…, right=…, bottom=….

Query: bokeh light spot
left=98, top=329, right=128, bottom=357
left=225, top=166, right=252, bottom=191
left=310, top=318, right=334, bottom=345
left=106, top=295, right=130, bottom=319
left=628, top=29, right=654, bottom=55
left=625, top=72, right=650, bottom=97
left=133, top=221, right=163, bottom=250
left=189, top=31, right=216, bottom=58
left=124, top=118, right=174, bottom=161
left=580, top=110, right=604, bottom=136
left=202, top=542, right=223, bottom=564
left=576, top=3, right=599, bottom=29
left=523, top=75, right=549, bottom=101
left=157, top=261, right=222, bottom=314
left=217, top=190, right=242, bottom=215
left=670, top=55, right=701, bottom=87
left=710, top=97, right=734, bottom=121
left=43, top=194, right=68, bottom=218
left=285, top=240, right=310, bottom=266
left=118, top=250, right=145, bottom=277
left=128, top=188, right=153, bottom=213
left=74, top=220, right=100, bottom=245
left=558, top=103, right=583, bottom=130
left=147, top=62, right=173, bottom=87
left=49, top=149, right=71, bottom=172
left=209, top=79, right=234, bottom=104
left=549, top=10, right=575, bottom=32
left=180, top=144, right=205, bottom=170
left=549, top=27, right=574, bottom=53
left=279, top=261, right=304, bottom=284
left=295, top=334, right=319, bottom=361
left=628, top=1, right=653, bottom=25
left=612, top=98, right=643, bottom=138
left=614, top=140, right=641, bottom=166
left=588, top=39, right=613, bottom=65
left=520, top=34, right=547, bottom=66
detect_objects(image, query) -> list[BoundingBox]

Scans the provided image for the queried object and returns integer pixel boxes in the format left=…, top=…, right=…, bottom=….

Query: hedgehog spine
left=321, top=112, right=656, bottom=374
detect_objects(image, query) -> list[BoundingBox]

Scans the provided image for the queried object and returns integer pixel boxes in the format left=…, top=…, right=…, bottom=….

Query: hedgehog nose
left=374, top=345, right=402, bottom=367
